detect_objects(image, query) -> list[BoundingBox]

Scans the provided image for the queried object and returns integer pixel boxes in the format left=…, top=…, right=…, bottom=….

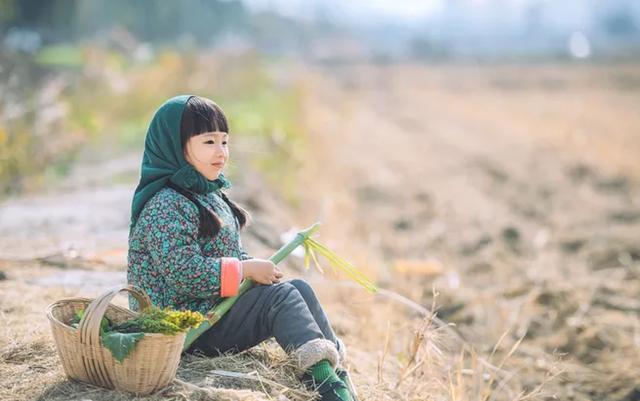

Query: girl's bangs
left=183, top=97, right=229, bottom=139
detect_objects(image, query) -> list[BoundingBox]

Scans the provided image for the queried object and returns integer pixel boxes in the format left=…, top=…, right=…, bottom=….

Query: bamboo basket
left=46, top=284, right=185, bottom=395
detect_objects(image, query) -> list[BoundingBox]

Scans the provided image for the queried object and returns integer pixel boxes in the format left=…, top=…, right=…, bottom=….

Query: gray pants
left=186, top=279, right=341, bottom=358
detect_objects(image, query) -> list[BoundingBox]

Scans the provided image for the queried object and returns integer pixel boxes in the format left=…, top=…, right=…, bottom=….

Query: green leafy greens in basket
left=70, top=307, right=204, bottom=362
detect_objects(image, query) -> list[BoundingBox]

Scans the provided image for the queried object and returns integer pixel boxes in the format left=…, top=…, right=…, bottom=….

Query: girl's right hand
left=241, top=259, right=283, bottom=285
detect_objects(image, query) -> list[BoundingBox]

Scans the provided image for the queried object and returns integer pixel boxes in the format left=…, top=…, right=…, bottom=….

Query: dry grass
left=0, top=260, right=555, bottom=401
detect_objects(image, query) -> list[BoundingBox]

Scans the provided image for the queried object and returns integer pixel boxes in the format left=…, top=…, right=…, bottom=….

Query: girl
left=127, top=95, right=356, bottom=401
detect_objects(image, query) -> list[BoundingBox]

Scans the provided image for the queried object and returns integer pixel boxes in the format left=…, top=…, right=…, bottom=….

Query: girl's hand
left=241, top=259, right=284, bottom=285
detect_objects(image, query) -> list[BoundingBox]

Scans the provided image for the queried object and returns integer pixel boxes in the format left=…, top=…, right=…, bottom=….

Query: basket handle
left=77, top=284, right=152, bottom=345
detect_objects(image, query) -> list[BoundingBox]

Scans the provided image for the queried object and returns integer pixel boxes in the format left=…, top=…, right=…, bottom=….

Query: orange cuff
left=220, top=257, right=241, bottom=297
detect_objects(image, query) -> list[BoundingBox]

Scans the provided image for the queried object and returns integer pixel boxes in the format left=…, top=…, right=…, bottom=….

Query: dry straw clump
left=330, top=285, right=560, bottom=401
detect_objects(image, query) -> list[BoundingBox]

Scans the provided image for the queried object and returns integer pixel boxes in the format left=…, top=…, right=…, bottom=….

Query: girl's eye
left=222, top=141, right=228, bottom=145
left=204, top=140, right=215, bottom=144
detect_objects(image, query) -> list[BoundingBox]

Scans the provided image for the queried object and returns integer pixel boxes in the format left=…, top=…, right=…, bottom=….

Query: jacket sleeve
left=140, top=197, right=241, bottom=299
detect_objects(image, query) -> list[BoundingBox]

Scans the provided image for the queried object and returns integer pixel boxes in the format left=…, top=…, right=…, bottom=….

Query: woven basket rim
left=45, top=297, right=185, bottom=338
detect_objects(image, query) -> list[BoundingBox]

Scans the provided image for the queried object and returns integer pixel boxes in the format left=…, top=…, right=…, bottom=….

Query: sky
left=242, top=0, right=443, bottom=23
left=240, top=0, right=640, bottom=59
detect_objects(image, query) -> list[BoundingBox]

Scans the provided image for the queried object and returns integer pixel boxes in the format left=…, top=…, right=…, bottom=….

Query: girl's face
left=184, top=131, right=229, bottom=180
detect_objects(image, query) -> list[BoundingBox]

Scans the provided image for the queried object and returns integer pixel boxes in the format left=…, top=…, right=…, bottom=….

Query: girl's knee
left=254, top=281, right=294, bottom=293
left=250, top=282, right=303, bottom=311
left=268, top=282, right=301, bottom=300
left=276, top=281, right=297, bottom=292
left=246, top=282, right=298, bottom=304
left=288, top=278, right=314, bottom=297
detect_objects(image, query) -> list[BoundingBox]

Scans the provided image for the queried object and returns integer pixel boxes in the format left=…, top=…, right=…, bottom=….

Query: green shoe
left=336, top=367, right=359, bottom=401
left=302, top=371, right=352, bottom=401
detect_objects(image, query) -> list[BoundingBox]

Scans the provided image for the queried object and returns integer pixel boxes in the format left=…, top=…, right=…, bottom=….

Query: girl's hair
left=171, top=96, right=250, bottom=239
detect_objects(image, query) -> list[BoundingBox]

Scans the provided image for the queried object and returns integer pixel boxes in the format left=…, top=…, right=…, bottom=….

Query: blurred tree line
left=0, top=0, right=323, bottom=56
left=0, top=0, right=250, bottom=45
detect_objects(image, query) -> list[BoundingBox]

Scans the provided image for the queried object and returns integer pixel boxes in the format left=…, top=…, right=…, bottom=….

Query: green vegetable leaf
left=99, top=316, right=110, bottom=334
left=70, top=309, right=85, bottom=326
left=101, top=331, right=145, bottom=363
left=69, top=309, right=111, bottom=334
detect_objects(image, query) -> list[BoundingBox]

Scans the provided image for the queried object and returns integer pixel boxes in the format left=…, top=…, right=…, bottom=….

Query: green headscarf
left=130, top=95, right=231, bottom=228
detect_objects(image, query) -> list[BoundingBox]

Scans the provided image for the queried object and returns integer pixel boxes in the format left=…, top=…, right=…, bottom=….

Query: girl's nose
left=212, top=145, right=226, bottom=158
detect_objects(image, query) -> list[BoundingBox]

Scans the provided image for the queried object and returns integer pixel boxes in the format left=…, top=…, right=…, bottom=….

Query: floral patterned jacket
left=127, top=186, right=252, bottom=314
